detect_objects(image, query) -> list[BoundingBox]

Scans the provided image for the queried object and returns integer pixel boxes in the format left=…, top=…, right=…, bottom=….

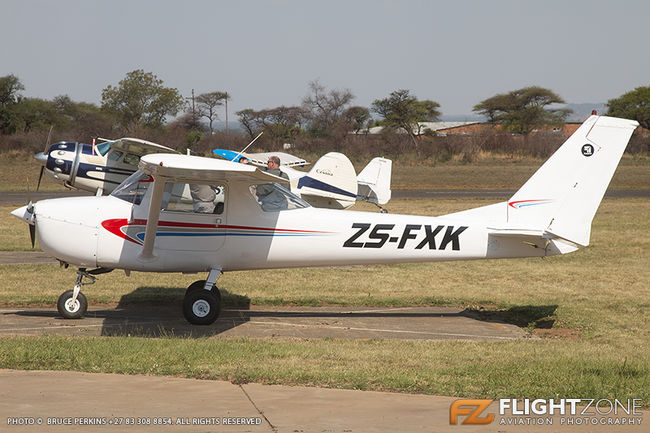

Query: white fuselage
left=30, top=179, right=558, bottom=275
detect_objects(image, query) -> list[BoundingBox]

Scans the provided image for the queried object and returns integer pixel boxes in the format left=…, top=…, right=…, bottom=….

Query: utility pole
left=225, top=92, right=229, bottom=136
left=186, top=89, right=196, bottom=124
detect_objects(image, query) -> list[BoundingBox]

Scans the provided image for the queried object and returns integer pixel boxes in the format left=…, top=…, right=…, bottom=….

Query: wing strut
left=139, top=176, right=166, bottom=260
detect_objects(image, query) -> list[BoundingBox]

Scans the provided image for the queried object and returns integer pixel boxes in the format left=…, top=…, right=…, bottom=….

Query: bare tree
left=196, top=91, right=229, bottom=133
left=236, top=108, right=257, bottom=140
left=302, top=80, right=355, bottom=138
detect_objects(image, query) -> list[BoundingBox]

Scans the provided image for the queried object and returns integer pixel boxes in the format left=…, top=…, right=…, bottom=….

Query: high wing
left=103, top=137, right=178, bottom=156
left=212, top=149, right=309, bottom=167
left=137, top=153, right=289, bottom=258
left=139, top=153, right=288, bottom=183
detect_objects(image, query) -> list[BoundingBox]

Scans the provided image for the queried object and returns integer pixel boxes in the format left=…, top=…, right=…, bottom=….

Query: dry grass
left=1, top=154, right=648, bottom=192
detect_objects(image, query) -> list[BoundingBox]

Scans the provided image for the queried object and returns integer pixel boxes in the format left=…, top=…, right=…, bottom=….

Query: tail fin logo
left=581, top=144, right=595, bottom=157
left=508, top=199, right=553, bottom=209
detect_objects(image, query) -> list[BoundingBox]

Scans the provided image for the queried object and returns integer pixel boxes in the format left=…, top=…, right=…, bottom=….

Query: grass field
left=1, top=153, right=649, bottom=191
left=1, top=191, right=648, bottom=400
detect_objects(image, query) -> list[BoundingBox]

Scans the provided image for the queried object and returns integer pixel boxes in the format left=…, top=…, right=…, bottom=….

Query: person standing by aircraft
left=254, top=155, right=290, bottom=211
left=190, top=184, right=217, bottom=213
left=265, top=155, right=289, bottom=180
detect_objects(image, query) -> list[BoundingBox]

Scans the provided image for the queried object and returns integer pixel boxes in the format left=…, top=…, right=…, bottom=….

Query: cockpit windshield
left=110, top=171, right=152, bottom=205
left=95, top=140, right=113, bottom=156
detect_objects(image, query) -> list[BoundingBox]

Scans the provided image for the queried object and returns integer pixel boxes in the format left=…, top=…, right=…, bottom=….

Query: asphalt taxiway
left=0, top=304, right=528, bottom=340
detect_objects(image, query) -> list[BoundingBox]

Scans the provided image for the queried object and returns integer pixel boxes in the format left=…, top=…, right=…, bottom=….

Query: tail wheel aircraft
left=213, top=148, right=392, bottom=210
left=35, top=137, right=178, bottom=196
left=12, top=116, right=638, bottom=325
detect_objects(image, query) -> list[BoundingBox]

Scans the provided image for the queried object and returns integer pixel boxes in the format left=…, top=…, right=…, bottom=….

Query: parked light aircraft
left=35, top=135, right=392, bottom=210
left=11, top=116, right=637, bottom=325
left=213, top=148, right=392, bottom=209
left=35, top=137, right=178, bottom=195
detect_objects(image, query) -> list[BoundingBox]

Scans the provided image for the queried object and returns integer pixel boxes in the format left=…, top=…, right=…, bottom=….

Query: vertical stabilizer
left=507, top=115, right=638, bottom=246
left=297, top=152, right=358, bottom=209
left=357, top=157, right=392, bottom=205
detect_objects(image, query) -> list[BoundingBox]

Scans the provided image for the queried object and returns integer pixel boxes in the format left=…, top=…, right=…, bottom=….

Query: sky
left=3, top=0, right=649, bottom=119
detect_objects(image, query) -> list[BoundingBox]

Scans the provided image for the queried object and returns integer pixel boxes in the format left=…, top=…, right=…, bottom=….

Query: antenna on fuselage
left=232, top=132, right=263, bottom=162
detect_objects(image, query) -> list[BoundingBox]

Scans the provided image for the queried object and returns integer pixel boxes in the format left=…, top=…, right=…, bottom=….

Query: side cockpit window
left=250, top=182, right=309, bottom=212
left=107, top=150, right=123, bottom=162
left=123, top=153, right=140, bottom=166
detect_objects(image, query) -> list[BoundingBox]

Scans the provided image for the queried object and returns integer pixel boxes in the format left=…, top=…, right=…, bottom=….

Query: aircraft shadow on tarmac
left=464, top=305, right=557, bottom=329
left=12, top=285, right=557, bottom=338
left=100, top=287, right=252, bottom=337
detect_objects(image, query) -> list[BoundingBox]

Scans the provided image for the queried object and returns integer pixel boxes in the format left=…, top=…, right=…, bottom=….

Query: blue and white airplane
left=35, top=137, right=178, bottom=195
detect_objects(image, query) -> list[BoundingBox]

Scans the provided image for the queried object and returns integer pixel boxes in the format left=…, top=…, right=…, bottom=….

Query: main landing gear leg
left=183, top=267, right=222, bottom=325
left=57, top=268, right=93, bottom=319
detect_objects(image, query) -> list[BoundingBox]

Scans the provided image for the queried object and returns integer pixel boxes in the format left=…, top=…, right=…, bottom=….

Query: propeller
left=26, top=177, right=36, bottom=248
left=36, top=125, right=53, bottom=191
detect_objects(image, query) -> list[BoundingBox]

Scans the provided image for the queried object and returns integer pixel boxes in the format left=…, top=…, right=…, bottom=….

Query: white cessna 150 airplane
left=11, top=115, right=637, bottom=325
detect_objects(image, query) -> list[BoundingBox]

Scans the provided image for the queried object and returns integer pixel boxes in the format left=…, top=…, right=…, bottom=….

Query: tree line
left=1, top=70, right=648, bottom=158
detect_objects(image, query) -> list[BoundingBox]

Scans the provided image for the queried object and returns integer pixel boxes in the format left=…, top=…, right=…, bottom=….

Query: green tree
left=52, top=95, right=112, bottom=133
left=473, top=86, right=571, bottom=134
left=371, top=89, right=441, bottom=155
left=606, top=86, right=650, bottom=130
left=0, top=74, right=25, bottom=134
left=344, top=106, right=371, bottom=134
left=237, top=106, right=305, bottom=144
left=101, top=70, right=185, bottom=132
left=12, top=98, right=58, bottom=132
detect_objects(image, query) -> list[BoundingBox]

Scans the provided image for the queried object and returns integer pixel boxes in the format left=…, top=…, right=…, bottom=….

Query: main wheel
left=57, top=290, right=88, bottom=319
left=183, top=289, right=221, bottom=325
left=185, top=280, right=221, bottom=302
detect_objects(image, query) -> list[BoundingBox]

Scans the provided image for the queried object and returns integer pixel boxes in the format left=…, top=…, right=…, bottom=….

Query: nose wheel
left=57, top=289, right=88, bottom=319
left=56, top=268, right=99, bottom=320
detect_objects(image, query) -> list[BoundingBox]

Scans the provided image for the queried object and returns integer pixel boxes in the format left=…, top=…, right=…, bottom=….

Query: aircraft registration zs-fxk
left=11, top=116, right=638, bottom=325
